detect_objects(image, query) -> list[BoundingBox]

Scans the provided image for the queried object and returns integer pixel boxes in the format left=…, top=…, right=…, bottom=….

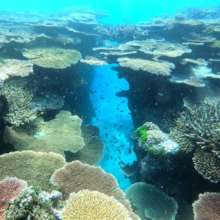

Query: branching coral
left=62, top=190, right=132, bottom=220
left=0, top=151, right=65, bottom=191
left=5, top=187, right=61, bottom=220
left=0, top=177, right=27, bottom=220
left=1, top=78, right=36, bottom=126
left=170, top=101, right=220, bottom=155
left=193, top=150, right=220, bottom=183
left=170, top=100, right=220, bottom=182
left=193, top=192, right=220, bottom=220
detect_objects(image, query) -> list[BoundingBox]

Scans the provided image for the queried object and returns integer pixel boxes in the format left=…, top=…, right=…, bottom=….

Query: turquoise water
left=1, top=0, right=220, bottom=23
left=90, top=65, right=137, bottom=189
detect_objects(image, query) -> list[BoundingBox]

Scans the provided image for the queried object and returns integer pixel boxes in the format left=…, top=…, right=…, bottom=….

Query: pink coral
left=193, top=192, right=220, bottom=220
left=0, top=177, right=27, bottom=220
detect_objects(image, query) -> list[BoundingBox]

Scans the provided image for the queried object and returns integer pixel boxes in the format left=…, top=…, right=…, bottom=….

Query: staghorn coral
left=193, top=150, right=220, bottom=183
left=0, top=177, right=27, bottom=220
left=0, top=151, right=65, bottom=191
left=4, top=111, right=85, bottom=156
left=23, top=47, right=81, bottom=69
left=5, top=187, right=61, bottom=220
left=117, top=58, right=175, bottom=76
left=1, top=78, right=37, bottom=126
left=170, top=100, right=220, bottom=156
left=193, top=192, right=220, bottom=220
left=62, top=190, right=132, bottom=220
left=126, top=182, right=178, bottom=220
left=170, top=101, right=220, bottom=183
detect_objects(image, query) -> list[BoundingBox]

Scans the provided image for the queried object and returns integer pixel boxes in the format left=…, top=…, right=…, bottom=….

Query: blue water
left=1, top=0, right=220, bottom=23
left=90, top=65, right=137, bottom=189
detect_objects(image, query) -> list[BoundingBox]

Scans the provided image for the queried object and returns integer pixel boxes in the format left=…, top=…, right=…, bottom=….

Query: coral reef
left=193, top=192, right=220, bottom=220
left=0, top=151, right=65, bottom=191
left=62, top=190, right=132, bottom=220
left=0, top=177, right=27, bottom=220
left=4, top=111, right=85, bottom=156
left=23, top=48, right=82, bottom=69
left=5, top=187, right=61, bottom=220
left=126, top=182, right=178, bottom=220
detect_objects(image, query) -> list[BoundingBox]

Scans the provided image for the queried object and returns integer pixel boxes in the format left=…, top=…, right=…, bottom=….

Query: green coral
left=136, top=126, right=148, bottom=143
left=5, top=187, right=58, bottom=220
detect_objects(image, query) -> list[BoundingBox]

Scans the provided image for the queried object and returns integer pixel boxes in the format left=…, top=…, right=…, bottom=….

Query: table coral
left=62, top=190, right=132, bottom=220
left=0, top=151, right=65, bottom=191
left=23, top=47, right=81, bottom=69
left=4, top=111, right=85, bottom=156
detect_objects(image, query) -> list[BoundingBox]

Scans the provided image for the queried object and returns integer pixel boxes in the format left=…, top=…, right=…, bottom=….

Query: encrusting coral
left=0, top=177, right=27, bottom=220
left=4, top=111, right=85, bottom=156
left=62, top=190, right=132, bottom=220
left=193, top=192, right=220, bottom=220
left=0, top=151, right=65, bottom=191
left=22, top=47, right=82, bottom=69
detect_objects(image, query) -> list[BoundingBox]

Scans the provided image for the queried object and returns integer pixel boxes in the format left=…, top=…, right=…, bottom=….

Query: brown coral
left=0, top=177, right=27, bottom=220
left=0, top=151, right=65, bottom=191
left=50, top=161, right=128, bottom=206
left=193, top=192, right=220, bottom=220
left=62, top=190, right=132, bottom=220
